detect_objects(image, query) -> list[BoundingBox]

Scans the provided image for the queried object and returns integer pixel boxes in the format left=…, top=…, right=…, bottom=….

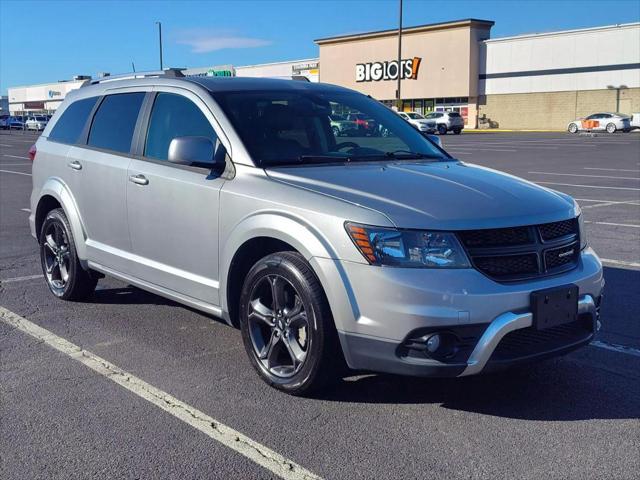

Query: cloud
left=174, top=29, right=272, bottom=53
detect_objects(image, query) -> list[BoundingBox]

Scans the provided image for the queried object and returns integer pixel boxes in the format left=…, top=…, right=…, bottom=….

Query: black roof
left=185, top=76, right=351, bottom=93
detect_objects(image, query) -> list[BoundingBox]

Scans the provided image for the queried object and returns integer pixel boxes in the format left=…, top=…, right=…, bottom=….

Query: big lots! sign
left=356, top=57, right=422, bottom=82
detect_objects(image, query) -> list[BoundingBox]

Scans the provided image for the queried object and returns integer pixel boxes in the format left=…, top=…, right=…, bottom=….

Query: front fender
left=219, top=211, right=340, bottom=314
left=34, top=177, right=88, bottom=263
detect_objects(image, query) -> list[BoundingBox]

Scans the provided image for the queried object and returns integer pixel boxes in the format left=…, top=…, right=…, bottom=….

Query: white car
left=567, top=113, right=631, bottom=134
left=25, top=116, right=49, bottom=131
left=397, top=111, right=436, bottom=133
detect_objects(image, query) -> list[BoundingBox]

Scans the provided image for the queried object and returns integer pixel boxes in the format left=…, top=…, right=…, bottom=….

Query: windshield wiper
left=384, top=150, right=439, bottom=159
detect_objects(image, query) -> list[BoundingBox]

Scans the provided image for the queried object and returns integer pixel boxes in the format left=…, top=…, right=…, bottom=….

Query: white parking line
left=447, top=148, right=518, bottom=152
left=2, top=154, right=29, bottom=160
left=590, top=340, right=640, bottom=358
left=585, top=220, right=640, bottom=228
left=535, top=181, right=640, bottom=191
left=0, top=169, right=31, bottom=177
left=20, top=208, right=31, bottom=213
left=584, top=167, right=640, bottom=173
left=1, top=162, right=31, bottom=166
left=581, top=201, right=640, bottom=209
left=601, top=258, right=640, bottom=268
left=0, top=274, right=43, bottom=284
left=0, top=143, right=13, bottom=147
left=0, top=306, right=321, bottom=480
left=529, top=171, right=640, bottom=180
left=575, top=198, right=640, bottom=205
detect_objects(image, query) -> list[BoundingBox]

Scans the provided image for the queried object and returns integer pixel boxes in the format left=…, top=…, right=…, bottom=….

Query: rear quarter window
left=88, top=92, right=145, bottom=154
left=48, top=96, right=98, bottom=144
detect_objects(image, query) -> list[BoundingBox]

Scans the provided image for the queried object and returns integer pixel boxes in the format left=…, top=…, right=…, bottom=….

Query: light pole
left=607, top=84, right=628, bottom=113
left=155, top=21, right=164, bottom=70
left=396, top=0, right=403, bottom=111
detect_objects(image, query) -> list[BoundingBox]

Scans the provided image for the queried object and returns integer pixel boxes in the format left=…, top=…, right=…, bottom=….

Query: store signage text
left=48, top=90, right=62, bottom=98
left=206, top=69, right=233, bottom=77
left=356, top=57, right=422, bottom=82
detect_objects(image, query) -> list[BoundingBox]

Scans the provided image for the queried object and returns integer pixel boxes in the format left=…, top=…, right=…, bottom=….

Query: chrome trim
left=459, top=294, right=596, bottom=376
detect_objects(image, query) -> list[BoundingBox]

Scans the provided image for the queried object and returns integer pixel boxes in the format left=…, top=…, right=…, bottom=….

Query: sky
left=1, top=0, right=639, bottom=94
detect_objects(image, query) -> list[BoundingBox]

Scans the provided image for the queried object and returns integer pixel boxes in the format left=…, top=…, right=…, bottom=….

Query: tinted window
left=48, top=96, right=98, bottom=144
left=145, top=93, right=217, bottom=161
left=213, top=90, right=447, bottom=166
left=88, top=93, right=145, bottom=153
left=448, top=112, right=461, bottom=117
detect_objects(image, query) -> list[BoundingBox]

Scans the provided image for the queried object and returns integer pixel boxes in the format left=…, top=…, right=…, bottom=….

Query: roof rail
left=81, top=68, right=186, bottom=87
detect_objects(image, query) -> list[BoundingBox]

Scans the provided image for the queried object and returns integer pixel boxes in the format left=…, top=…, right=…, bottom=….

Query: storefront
left=315, top=19, right=494, bottom=128
left=8, top=77, right=89, bottom=115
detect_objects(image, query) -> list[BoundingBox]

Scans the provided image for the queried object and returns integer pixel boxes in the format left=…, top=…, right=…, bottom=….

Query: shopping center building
left=6, top=19, right=639, bottom=129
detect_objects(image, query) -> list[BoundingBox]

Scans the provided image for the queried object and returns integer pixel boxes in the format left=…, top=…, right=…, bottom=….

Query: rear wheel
left=568, top=123, right=579, bottom=134
left=239, top=251, right=343, bottom=395
left=437, top=124, right=447, bottom=135
left=39, top=208, right=97, bottom=300
left=606, top=122, right=617, bottom=134
left=453, top=127, right=462, bottom=135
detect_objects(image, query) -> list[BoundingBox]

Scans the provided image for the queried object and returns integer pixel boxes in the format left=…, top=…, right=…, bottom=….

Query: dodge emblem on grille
left=558, top=249, right=575, bottom=258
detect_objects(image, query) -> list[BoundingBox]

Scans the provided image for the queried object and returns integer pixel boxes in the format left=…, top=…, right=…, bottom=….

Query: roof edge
left=314, top=18, right=495, bottom=44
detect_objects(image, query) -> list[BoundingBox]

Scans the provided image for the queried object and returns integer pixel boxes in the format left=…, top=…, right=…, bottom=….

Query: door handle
left=67, top=160, right=82, bottom=170
left=129, top=174, right=149, bottom=186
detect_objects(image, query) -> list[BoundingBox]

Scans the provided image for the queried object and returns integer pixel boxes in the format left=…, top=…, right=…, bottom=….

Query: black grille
left=458, top=218, right=580, bottom=282
left=458, top=227, right=531, bottom=247
left=474, top=254, right=538, bottom=277
left=539, top=219, right=578, bottom=241
left=490, top=317, right=593, bottom=362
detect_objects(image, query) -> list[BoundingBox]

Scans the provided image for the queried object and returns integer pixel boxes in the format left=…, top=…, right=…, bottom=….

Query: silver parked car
left=567, top=112, right=631, bottom=134
left=30, top=72, right=603, bottom=395
left=25, top=115, right=49, bottom=131
left=424, top=111, right=464, bottom=135
left=397, top=111, right=436, bottom=133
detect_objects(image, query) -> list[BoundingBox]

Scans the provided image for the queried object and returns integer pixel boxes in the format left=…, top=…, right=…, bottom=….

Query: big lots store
left=315, top=19, right=493, bottom=129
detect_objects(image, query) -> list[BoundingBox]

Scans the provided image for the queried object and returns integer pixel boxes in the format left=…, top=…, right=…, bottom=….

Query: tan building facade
left=316, top=19, right=494, bottom=128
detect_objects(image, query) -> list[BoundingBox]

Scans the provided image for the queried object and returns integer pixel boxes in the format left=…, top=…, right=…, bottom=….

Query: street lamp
left=607, top=84, right=628, bottom=113
left=396, top=0, right=403, bottom=111
left=155, top=21, right=164, bottom=70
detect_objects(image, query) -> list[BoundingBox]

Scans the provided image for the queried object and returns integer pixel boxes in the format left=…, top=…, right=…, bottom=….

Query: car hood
left=266, top=161, right=578, bottom=230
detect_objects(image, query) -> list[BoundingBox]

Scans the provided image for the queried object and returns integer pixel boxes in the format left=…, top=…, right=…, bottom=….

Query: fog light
left=426, top=334, right=441, bottom=353
left=424, top=332, right=458, bottom=359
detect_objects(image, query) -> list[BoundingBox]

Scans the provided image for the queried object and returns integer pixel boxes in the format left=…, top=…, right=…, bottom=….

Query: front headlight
left=346, top=223, right=471, bottom=268
left=578, top=214, right=587, bottom=250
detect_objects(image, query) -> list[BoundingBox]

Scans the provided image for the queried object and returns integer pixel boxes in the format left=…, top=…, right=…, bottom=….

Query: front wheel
left=568, top=123, right=579, bottom=134
left=39, top=208, right=97, bottom=300
left=239, top=251, right=343, bottom=395
left=606, top=123, right=617, bottom=134
left=437, top=124, right=447, bottom=135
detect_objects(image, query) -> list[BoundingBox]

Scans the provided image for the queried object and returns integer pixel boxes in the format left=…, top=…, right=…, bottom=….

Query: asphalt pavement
left=1, top=129, right=639, bottom=479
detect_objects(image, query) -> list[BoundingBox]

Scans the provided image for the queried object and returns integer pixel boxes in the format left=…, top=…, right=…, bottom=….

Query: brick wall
left=477, top=88, right=640, bottom=130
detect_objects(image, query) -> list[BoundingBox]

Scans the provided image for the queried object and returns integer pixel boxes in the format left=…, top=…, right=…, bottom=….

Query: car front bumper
left=311, top=247, right=603, bottom=377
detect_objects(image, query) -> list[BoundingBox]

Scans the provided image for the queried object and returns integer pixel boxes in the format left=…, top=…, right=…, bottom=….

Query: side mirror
left=168, top=136, right=224, bottom=168
left=426, top=134, right=442, bottom=148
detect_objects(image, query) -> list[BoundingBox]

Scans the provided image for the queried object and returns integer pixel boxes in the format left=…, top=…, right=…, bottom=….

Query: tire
left=623, top=128, right=631, bottom=133
left=606, top=123, right=616, bottom=134
left=39, top=208, right=97, bottom=300
left=568, top=123, right=579, bottom=134
left=239, top=251, right=343, bottom=395
left=332, top=126, right=341, bottom=137
left=437, top=124, right=447, bottom=135
left=453, top=127, right=462, bottom=135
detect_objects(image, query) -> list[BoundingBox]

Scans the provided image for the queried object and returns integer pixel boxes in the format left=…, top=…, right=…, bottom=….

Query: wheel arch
left=220, top=212, right=339, bottom=328
left=35, top=178, right=88, bottom=261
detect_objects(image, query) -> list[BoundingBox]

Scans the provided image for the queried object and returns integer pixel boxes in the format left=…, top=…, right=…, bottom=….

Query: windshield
left=406, top=112, right=424, bottom=119
left=213, top=89, right=448, bottom=167
left=35, top=116, right=47, bottom=121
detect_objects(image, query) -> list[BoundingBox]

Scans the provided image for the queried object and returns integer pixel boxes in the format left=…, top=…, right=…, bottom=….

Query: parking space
left=1, top=129, right=639, bottom=479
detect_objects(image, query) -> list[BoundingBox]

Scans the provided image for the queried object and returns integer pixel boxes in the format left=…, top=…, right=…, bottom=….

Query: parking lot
left=1, top=129, right=639, bottom=479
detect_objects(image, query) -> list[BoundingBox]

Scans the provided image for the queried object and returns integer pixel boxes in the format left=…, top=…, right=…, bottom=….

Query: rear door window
left=88, top=92, right=145, bottom=154
left=49, top=96, right=98, bottom=144
left=144, top=92, right=217, bottom=161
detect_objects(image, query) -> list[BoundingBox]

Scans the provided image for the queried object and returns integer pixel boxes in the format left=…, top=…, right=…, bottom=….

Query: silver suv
left=30, top=71, right=603, bottom=395
left=425, top=111, right=464, bottom=135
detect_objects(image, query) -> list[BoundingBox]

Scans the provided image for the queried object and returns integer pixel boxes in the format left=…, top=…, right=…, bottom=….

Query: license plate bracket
left=531, top=284, right=579, bottom=330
